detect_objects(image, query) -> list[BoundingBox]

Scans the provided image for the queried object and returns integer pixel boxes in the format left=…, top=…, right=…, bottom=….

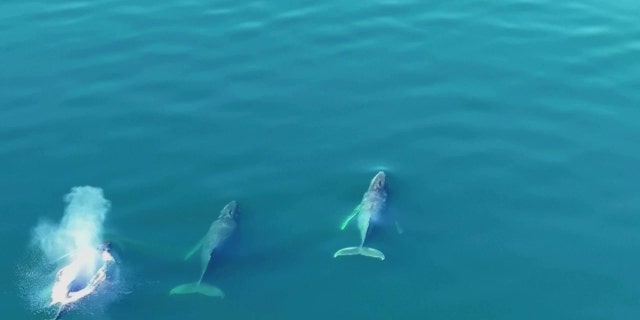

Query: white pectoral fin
left=53, top=252, right=72, bottom=263
left=184, top=236, right=206, bottom=261
left=394, top=219, right=404, bottom=235
left=340, top=205, right=361, bottom=230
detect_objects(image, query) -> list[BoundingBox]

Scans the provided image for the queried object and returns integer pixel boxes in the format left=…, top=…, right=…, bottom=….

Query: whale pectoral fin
left=104, top=234, right=186, bottom=260
left=340, top=205, right=361, bottom=230
left=184, top=237, right=205, bottom=261
left=394, top=220, right=404, bottom=235
left=53, top=252, right=72, bottom=263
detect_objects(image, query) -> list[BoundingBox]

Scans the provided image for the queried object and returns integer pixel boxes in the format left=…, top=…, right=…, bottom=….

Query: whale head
left=368, top=171, right=386, bottom=192
left=218, top=200, right=238, bottom=220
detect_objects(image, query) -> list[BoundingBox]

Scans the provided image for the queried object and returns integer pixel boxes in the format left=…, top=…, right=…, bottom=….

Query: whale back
left=360, top=172, right=388, bottom=229
left=200, top=201, right=239, bottom=264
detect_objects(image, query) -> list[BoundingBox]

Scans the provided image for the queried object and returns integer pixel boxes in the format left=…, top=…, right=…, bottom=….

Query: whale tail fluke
left=333, top=246, right=385, bottom=260
left=169, top=282, right=225, bottom=298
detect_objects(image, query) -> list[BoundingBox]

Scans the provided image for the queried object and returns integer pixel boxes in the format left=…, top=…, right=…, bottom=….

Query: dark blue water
left=1, top=0, right=640, bottom=319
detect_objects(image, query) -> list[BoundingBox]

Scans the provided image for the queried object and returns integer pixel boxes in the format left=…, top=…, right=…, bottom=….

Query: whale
left=333, top=171, right=387, bottom=260
left=169, top=200, right=238, bottom=298
left=49, top=244, right=115, bottom=320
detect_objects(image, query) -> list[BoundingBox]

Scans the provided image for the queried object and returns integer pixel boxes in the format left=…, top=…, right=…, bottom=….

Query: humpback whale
left=49, top=244, right=115, bottom=320
left=334, top=171, right=387, bottom=260
left=170, top=200, right=238, bottom=298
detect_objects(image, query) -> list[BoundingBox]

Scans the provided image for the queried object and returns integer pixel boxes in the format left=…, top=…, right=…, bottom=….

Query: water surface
left=1, top=0, right=640, bottom=319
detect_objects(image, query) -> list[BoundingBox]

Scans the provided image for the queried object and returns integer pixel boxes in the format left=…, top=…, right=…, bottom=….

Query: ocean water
left=2, top=0, right=640, bottom=319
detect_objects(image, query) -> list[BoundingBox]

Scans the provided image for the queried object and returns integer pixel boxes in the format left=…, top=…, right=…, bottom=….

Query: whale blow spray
left=32, top=186, right=110, bottom=264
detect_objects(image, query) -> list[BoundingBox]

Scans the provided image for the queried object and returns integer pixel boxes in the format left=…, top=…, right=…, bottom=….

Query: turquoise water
left=2, top=0, right=640, bottom=319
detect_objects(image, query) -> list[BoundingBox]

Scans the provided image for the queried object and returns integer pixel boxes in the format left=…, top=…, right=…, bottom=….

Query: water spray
left=19, top=186, right=120, bottom=319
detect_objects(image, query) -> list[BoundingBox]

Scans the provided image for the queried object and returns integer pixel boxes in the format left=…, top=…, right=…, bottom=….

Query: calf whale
left=334, top=171, right=387, bottom=260
left=170, top=200, right=238, bottom=298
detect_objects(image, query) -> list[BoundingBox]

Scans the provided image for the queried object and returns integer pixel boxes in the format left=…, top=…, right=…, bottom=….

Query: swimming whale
left=49, top=244, right=115, bottom=320
left=169, top=200, right=238, bottom=298
left=333, top=171, right=387, bottom=260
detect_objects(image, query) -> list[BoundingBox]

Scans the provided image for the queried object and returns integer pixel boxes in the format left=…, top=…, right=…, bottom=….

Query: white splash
left=18, top=186, right=120, bottom=318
